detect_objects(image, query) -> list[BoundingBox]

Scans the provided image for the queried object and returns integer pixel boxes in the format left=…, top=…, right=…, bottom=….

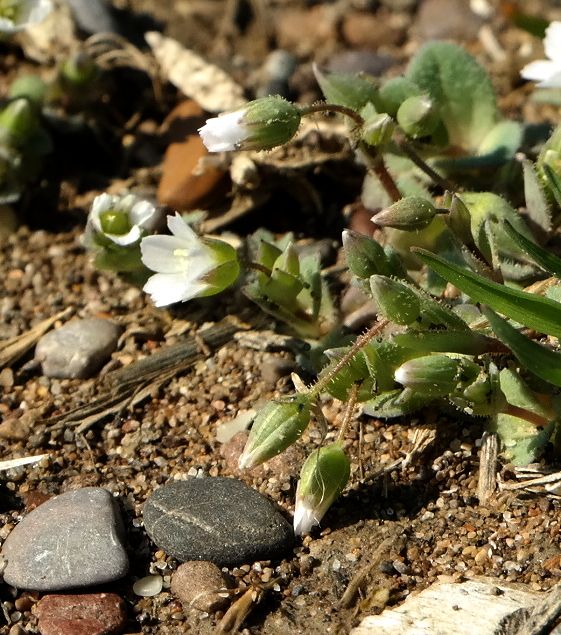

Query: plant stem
left=359, top=141, right=401, bottom=202
left=299, top=103, right=365, bottom=127
left=338, top=383, right=359, bottom=442
left=397, top=137, right=455, bottom=191
left=309, top=319, right=388, bottom=399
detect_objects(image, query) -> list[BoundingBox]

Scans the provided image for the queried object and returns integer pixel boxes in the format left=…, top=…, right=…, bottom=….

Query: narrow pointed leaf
left=392, top=330, right=504, bottom=356
left=503, top=220, right=561, bottom=277
left=415, top=248, right=561, bottom=339
left=523, top=160, right=551, bottom=233
left=482, top=307, right=561, bottom=388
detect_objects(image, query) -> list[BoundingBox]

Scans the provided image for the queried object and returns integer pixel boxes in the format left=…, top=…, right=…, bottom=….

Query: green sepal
left=370, top=275, right=420, bottom=325
left=239, top=394, right=312, bottom=469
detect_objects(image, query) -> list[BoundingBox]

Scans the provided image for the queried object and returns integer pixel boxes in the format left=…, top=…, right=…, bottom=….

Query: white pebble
left=133, top=575, right=163, bottom=597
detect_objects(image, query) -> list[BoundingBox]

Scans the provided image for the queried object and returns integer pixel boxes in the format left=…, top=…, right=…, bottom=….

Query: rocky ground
left=3, top=0, right=561, bottom=634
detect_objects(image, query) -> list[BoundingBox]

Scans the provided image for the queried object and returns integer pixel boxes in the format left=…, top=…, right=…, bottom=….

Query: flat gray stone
left=2, top=487, right=129, bottom=591
left=35, top=318, right=121, bottom=379
left=143, top=477, right=294, bottom=567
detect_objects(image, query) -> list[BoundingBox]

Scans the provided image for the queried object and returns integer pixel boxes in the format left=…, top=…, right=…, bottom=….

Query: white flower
left=199, top=97, right=301, bottom=153
left=521, top=21, right=561, bottom=88
left=141, top=214, right=239, bottom=307
left=0, top=0, right=53, bottom=33
left=84, top=192, right=159, bottom=248
left=199, top=109, right=248, bottom=152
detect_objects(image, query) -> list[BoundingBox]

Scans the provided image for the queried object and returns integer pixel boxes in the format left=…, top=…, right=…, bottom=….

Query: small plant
left=88, top=30, right=561, bottom=534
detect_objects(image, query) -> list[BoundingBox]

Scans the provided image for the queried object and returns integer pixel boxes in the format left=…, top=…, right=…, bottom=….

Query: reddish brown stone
left=35, top=593, right=126, bottom=635
left=171, top=561, right=229, bottom=612
left=157, top=99, right=226, bottom=210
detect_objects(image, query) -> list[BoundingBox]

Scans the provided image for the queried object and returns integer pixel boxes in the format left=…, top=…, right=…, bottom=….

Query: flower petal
left=166, top=213, right=200, bottom=242
left=520, top=60, right=561, bottom=86
left=198, top=110, right=247, bottom=152
left=293, top=502, right=318, bottom=536
left=143, top=272, right=208, bottom=307
left=90, top=193, right=113, bottom=217
left=106, top=225, right=141, bottom=246
left=544, top=21, right=561, bottom=63
left=130, top=199, right=157, bottom=228
left=140, top=233, right=213, bottom=275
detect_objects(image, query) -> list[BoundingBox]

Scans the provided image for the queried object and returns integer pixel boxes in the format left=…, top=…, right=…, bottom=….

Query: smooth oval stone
left=2, top=487, right=129, bottom=591
left=35, top=318, right=121, bottom=379
left=143, top=478, right=294, bottom=567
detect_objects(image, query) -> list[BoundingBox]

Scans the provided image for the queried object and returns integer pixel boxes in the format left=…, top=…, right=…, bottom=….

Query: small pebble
left=35, top=318, right=121, bottom=379
left=36, top=593, right=126, bottom=635
left=133, top=575, right=163, bottom=597
left=2, top=487, right=128, bottom=591
left=143, top=477, right=294, bottom=567
left=171, top=561, right=229, bottom=613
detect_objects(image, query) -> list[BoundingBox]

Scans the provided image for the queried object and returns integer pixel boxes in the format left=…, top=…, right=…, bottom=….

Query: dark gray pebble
left=143, top=477, right=294, bottom=567
left=2, top=487, right=129, bottom=591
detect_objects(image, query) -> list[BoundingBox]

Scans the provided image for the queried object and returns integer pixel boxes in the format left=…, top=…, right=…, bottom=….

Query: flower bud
left=397, top=94, right=440, bottom=139
left=199, top=97, right=301, bottom=152
left=342, top=229, right=390, bottom=279
left=239, top=395, right=311, bottom=469
left=394, top=354, right=460, bottom=397
left=9, top=74, right=47, bottom=105
left=379, top=77, right=421, bottom=117
left=293, top=442, right=350, bottom=536
left=371, top=197, right=437, bottom=231
left=370, top=275, right=420, bottom=325
left=0, top=98, right=38, bottom=147
left=361, top=113, right=395, bottom=147
left=60, top=52, right=99, bottom=89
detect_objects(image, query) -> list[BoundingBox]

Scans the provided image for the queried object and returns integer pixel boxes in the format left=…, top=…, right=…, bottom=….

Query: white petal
left=130, top=200, right=157, bottom=228
left=166, top=213, right=201, bottom=242
left=143, top=272, right=208, bottom=307
left=521, top=60, right=561, bottom=87
left=141, top=235, right=195, bottom=273
left=107, top=225, right=141, bottom=246
left=90, top=193, right=114, bottom=217
left=198, top=110, right=248, bottom=152
left=25, top=0, right=53, bottom=25
left=544, top=21, right=561, bottom=63
left=293, top=502, right=318, bottom=536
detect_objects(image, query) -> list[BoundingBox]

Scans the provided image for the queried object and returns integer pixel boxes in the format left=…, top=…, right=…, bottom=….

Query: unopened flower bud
left=342, top=229, right=390, bottom=279
left=293, top=442, right=350, bottom=536
left=370, top=275, right=420, bottom=325
left=361, top=113, right=395, bottom=147
left=371, top=197, right=437, bottom=231
left=61, top=52, right=99, bottom=89
left=199, top=96, right=301, bottom=152
left=394, top=354, right=460, bottom=397
left=313, top=64, right=382, bottom=111
left=239, top=395, right=311, bottom=469
left=0, top=98, right=38, bottom=147
left=379, top=77, right=421, bottom=117
left=397, top=94, right=440, bottom=139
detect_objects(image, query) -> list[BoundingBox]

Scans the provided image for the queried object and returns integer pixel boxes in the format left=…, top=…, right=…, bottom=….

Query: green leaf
left=483, top=307, right=561, bottom=387
left=415, top=249, right=561, bottom=339
left=313, top=64, right=381, bottom=112
left=523, top=160, right=551, bottom=234
left=406, top=41, right=498, bottom=150
left=392, top=330, right=502, bottom=356
left=362, top=388, right=432, bottom=418
left=503, top=220, right=561, bottom=277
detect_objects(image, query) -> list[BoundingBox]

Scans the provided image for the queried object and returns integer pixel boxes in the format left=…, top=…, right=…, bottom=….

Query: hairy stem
left=299, top=103, right=365, bottom=127
left=310, top=319, right=388, bottom=399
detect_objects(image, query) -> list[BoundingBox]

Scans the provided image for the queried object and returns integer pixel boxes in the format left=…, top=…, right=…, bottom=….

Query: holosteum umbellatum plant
left=86, top=31, right=561, bottom=534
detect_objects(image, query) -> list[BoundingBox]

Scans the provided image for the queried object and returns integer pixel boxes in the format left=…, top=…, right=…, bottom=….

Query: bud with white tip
left=293, top=442, right=350, bottom=536
left=199, top=96, right=301, bottom=152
